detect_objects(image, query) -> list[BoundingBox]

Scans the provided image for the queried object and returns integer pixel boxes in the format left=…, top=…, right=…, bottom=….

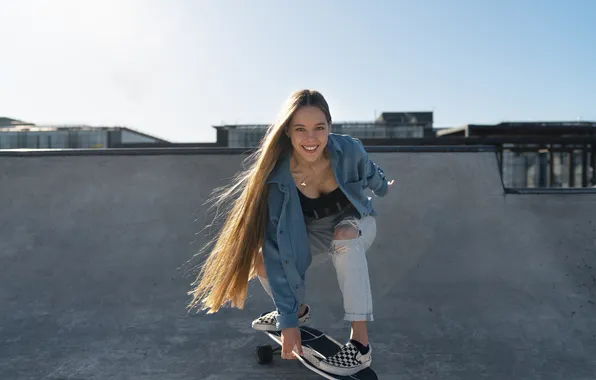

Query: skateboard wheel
left=256, top=344, right=273, bottom=364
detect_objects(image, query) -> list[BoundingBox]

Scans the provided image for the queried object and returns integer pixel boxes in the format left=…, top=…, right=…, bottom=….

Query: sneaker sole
left=318, top=359, right=372, bottom=377
left=251, top=322, right=279, bottom=331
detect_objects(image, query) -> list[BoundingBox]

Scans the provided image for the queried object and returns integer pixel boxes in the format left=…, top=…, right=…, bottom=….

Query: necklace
left=291, top=155, right=323, bottom=187
left=291, top=157, right=309, bottom=186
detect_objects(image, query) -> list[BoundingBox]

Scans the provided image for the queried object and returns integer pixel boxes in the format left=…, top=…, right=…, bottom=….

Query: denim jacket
left=262, top=133, right=389, bottom=329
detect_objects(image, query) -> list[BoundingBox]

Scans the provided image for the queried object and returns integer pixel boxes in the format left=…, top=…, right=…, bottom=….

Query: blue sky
left=1, top=0, right=594, bottom=142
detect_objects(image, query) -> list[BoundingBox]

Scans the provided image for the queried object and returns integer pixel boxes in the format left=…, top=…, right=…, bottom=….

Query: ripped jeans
left=260, top=205, right=377, bottom=322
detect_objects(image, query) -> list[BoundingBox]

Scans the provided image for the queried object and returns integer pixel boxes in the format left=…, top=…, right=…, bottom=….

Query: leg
left=330, top=216, right=377, bottom=345
left=251, top=250, right=308, bottom=331
left=318, top=216, right=376, bottom=376
left=255, top=249, right=273, bottom=298
left=320, top=216, right=376, bottom=376
left=256, top=251, right=306, bottom=317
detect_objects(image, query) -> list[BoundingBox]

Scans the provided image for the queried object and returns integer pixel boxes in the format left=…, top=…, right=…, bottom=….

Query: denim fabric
left=259, top=205, right=377, bottom=324
left=262, top=133, right=389, bottom=329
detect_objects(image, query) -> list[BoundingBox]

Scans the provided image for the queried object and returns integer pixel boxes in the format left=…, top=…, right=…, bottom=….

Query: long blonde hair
left=187, top=89, right=332, bottom=314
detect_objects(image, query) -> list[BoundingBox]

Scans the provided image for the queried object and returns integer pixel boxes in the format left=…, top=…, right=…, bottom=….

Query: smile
left=301, top=145, right=319, bottom=153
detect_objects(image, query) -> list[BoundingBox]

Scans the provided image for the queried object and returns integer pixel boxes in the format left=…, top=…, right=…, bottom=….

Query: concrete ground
left=0, top=150, right=595, bottom=380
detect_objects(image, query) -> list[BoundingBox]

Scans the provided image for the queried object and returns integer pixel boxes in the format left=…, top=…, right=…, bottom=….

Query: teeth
left=303, top=145, right=318, bottom=151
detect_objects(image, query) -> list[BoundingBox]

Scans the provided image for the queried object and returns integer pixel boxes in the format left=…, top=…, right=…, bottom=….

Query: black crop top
left=297, top=186, right=351, bottom=218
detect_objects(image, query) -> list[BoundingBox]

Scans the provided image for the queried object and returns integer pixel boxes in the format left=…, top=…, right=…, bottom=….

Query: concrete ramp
left=1, top=150, right=595, bottom=380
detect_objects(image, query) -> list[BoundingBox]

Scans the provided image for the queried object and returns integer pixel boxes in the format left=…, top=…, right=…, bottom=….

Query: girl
left=188, top=89, right=393, bottom=376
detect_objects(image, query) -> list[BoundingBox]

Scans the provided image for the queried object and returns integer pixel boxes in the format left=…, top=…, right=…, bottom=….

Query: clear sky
left=1, top=0, right=594, bottom=142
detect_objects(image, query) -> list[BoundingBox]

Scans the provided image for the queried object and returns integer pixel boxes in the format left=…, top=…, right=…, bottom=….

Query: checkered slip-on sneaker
left=318, top=340, right=372, bottom=376
left=251, top=305, right=310, bottom=331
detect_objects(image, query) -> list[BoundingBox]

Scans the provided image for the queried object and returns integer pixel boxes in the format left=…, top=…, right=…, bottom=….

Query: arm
left=355, top=138, right=389, bottom=196
left=261, top=228, right=301, bottom=330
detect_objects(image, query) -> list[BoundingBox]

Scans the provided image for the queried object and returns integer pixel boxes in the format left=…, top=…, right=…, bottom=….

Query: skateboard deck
left=255, top=325, right=378, bottom=380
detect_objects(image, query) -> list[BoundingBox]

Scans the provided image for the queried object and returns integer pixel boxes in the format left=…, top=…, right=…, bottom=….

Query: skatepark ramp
left=1, top=147, right=595, bottom=379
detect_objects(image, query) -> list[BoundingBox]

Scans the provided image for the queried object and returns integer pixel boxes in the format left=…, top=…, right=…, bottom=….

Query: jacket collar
left=266, top=133, right=343, bottom=186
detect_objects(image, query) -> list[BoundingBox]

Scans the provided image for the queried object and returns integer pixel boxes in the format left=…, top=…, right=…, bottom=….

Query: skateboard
left=255, top=323, right=378, bottom=380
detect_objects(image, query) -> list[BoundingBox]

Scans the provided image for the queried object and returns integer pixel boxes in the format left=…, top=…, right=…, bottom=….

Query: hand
left=281, top=327, right=303, bottom=359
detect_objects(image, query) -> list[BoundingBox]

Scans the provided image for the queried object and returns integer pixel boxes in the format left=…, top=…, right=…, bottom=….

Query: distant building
left=0, top=117, right=168, bottom=149
left=438, top=121, right=596, bottom=188
left=5, top=114, right=594, bottom=190
left=214, top=111, right=434, bottom=148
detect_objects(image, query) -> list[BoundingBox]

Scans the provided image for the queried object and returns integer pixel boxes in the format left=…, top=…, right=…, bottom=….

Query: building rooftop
left=376, top=111, right=433, bottom=124
left=213, top=111, right=435, bottom=130
left=437, top=121, right=596, bottom=137
left=0, top=116, right=170, bottom=143
left=0, top=117, right=35, bottom=128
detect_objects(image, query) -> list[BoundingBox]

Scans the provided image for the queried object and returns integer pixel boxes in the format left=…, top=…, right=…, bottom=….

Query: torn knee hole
left=331, top=238, right=361, bottom=255
left=333, top=224, right=360, bottom=240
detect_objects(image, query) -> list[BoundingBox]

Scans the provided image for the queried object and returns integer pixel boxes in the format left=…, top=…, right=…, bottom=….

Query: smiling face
left=286, top=105, right=330, bottom=164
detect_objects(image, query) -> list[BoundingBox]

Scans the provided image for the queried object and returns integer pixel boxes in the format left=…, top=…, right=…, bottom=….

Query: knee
left=333, top=224, right=359, bottom=241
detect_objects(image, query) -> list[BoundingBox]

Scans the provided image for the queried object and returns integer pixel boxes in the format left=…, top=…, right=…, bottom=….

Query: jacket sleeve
left=354, top=138, right=389, bottom=196
left=261, top=221, right=301, bottom=330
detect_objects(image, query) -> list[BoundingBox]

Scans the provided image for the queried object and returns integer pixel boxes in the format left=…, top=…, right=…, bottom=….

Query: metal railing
left=2, top=135, right=595, bottom=190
